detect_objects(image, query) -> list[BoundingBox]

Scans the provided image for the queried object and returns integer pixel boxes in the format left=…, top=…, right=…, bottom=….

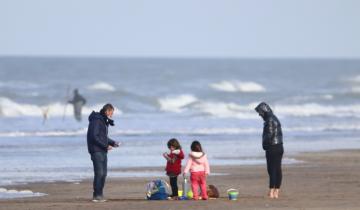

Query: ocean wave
left=3, top=123, right=360, bottom=138
left=158, top=94, right=198, bottom=113
left=180, top=124, right=360, bottom=134
left=0, top=97, right=121, bottom=117
left=0, top=97, right=44, bottom=117
left=347, top=75, right=360, bottom=83
left=0, top=188, right=46, bottom=200
left=0, top=128, right=87, bottom=137
left=0, top=81, right=40, bottom=89
left=351, top=86, right=360, bottom=93
left=87, top=81, right=116, bottom=92
left=0, top=128, right=254, bottom=138
left=285, top=94, right=334, bottom=103
left=180, top=128, right=258, bottom=135
left=210, top=80, right=266, bottom=93
left=156, top=95, right=360, bottom=118
left=275, top=103, right=360, bottom=117
left=0, top=129, right=155, bottom=137
left=192, top=101, right=360, bottom=118
left=193, top=101, right=258, bottom=119
left=322, top=94, right=334, bottom=100
left=285, top=124, right=360, bottom=132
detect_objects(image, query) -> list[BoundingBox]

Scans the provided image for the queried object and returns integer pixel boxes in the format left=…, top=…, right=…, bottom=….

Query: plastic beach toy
left=227, top=189, right=239, bottom=201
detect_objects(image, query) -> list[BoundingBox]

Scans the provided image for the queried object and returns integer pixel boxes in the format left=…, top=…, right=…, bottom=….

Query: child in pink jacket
left=183, top=140, right=210, bottom=200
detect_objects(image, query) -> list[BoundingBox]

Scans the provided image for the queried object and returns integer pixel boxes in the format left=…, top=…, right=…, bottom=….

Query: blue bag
left=146, top=179, right=170, bottom=200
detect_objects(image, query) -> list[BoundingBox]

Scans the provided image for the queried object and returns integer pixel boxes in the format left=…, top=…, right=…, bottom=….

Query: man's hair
left=100, top=103, right=114, bottom=115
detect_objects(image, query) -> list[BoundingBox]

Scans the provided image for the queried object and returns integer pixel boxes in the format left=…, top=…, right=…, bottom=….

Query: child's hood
left=165, top=149, right=182, bottom=156
left=189, top=151, right=207, bottom=163
left=171, top=149, right=181, bottom=155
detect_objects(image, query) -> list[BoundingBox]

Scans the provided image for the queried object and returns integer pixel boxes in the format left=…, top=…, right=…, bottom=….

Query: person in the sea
left=68, top=89, right=86, bottom=121
left=183, top=140, right=210, bottom=200
left=163, top=138, right=184, bottom=200
left=87, top=103, right=120, bottom=202
left=255, top=102, right=284, bottom=199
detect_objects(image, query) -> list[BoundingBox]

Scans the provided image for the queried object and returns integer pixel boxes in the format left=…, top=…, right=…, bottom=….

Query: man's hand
left=113, top=141, right=121, bottom=148
left=107, top=145, right=113, bottom=151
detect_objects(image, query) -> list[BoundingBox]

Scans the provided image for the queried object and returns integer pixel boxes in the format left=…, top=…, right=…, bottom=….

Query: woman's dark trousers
left=266, top=144, right=284, bottom=188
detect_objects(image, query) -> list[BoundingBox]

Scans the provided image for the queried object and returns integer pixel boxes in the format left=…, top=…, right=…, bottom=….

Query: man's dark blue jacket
left=87, top=111, right=116, bottom=153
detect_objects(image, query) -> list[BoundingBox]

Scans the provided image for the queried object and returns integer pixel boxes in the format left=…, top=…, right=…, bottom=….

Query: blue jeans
left=91, top=152, right=107, bottom=198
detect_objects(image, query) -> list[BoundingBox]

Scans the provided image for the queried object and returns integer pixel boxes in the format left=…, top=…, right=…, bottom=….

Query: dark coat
left=255, top=102, right=283, bottom=150
left=68, top=92, right=86, bottom=105
left=87, top=111, right=116, bottom=153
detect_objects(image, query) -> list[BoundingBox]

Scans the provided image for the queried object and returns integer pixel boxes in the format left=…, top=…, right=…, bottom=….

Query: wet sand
left=1, top=149, right=360, bottom=210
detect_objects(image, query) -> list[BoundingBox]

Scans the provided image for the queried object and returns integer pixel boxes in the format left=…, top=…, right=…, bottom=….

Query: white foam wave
left=3, top=121, right=360, bottom=138
left=0, top=128, right=154, bottom=137
left=348, top=75, right=360, bottom=83
left=193, top=101, right=360, bottom=118
left=118, top=128, right=259, bottom=135
left=322, top=94, right=334, bottom=100
left=87, top=82, right=116, bottom=92
left=275, top=103, right=360, bottom=117
left=0, top=97, right=122, bottom=118
left=0, top=81, right=40, bottom=89
left=176, top=124, right=360, bottom=134
left=283, top=94, right=334, bottom=104
left=351, top=86, right=360, bottom=93
left=157, top=96, right=360, bottom=118
left=158, top=94, right=198, bottom=113
left=0, top=128, right=87, bottom=137
left=194, top=101, right=258, bottom=119
left=285, top=124, right=360, bottom=132
left=2, top=123, right=360, bottom=138
left=0, top=188, right=46, bottom=200
left=0, top=97, right=43, bottom=117
left=210, top=80, right=266, bottom=93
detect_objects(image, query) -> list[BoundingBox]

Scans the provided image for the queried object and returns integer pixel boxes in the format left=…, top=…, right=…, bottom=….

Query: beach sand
left=1, top=149, right=359, bottom=210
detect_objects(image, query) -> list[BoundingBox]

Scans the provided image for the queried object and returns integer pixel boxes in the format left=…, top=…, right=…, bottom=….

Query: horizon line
left=1, top=55, right=360, bottom=61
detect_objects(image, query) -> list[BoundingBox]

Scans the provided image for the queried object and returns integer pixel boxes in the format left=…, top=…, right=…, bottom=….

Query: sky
left=1, top=0, right=359, bottom=58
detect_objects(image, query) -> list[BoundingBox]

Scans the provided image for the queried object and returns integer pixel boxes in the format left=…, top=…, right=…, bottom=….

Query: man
left=255, top=102, right=284, bottom=199
left=87, top=103, right=120, bottom=202
left=68, top=89, right=86, bottom=122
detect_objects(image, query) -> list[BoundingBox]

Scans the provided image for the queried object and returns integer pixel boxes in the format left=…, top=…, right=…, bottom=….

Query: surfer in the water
left=68, top=89, right=86, bottom=122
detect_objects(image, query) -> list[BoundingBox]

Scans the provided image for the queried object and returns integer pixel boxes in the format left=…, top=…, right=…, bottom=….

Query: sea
left=0, top=57, right=360, bottom=198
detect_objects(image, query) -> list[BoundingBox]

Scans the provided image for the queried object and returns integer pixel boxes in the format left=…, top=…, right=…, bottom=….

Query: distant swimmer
left=68, top=89, right=86, bottom=122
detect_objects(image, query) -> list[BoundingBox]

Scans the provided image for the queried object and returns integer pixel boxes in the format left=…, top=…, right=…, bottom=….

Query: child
left=183, top=140, right=210, bottom=200
left=163, top=138, right=184, bottom=199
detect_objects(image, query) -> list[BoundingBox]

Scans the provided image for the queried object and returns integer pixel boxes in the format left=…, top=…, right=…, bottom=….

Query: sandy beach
left=0, top=149, right=359, bottom=210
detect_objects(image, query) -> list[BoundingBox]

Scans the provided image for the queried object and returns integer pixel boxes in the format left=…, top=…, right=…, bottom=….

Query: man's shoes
left=92, top=196, right=107, bottom=202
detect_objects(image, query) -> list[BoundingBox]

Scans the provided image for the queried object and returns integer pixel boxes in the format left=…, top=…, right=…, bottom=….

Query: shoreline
left=0, top=148, right=356, bottom=190
left=1, top=148, right=360, bottom=209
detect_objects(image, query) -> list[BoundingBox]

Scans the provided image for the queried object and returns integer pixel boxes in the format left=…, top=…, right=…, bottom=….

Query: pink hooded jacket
left=183, top=152, right=210, bottom=174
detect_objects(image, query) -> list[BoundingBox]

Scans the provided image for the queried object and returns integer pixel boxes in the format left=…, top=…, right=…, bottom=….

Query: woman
left=255, top=102, right=284, bottom=199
